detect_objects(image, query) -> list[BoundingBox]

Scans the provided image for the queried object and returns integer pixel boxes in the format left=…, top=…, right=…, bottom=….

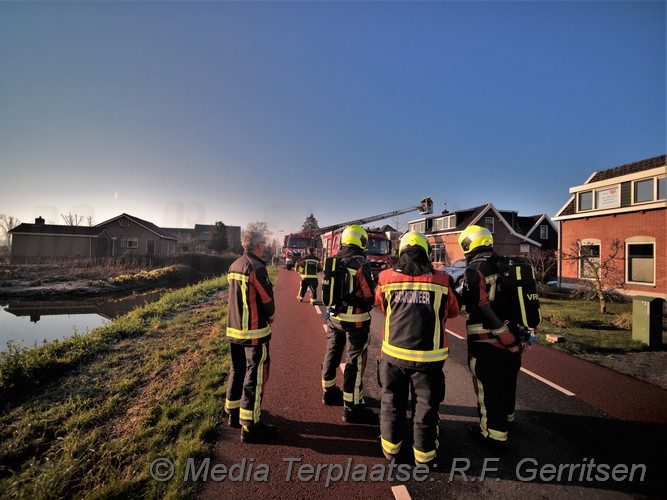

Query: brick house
left=408, top=203, right=558, bottom=268
left=96, top=213, right=178, bottom=257
left=552, top=155, right=666, bottom=299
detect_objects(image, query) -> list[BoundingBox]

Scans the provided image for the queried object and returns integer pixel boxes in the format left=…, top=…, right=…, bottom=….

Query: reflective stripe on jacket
left=227, top=252, right=275, bottom=345
left=296, top=257, right=320, bottom=279
left=375, top=269, right=459, bottom=369
left=329, top=251, right=376, bottom=330
left=462, top=252, right=512, bottom=350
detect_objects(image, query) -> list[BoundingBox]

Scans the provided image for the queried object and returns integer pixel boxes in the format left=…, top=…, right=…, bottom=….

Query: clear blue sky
left=1, top=1, right=664, bottom=237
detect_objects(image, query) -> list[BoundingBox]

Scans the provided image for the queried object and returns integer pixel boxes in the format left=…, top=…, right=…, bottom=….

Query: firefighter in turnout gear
left=295, top=248, right=321, bottom=304
left=225, top=231, right=278, bottom=444
left=458, top=225, right=527, bottom=447
left=321, top=225, right=378, bottom=424
left=375, top=231, right=460, bottom=466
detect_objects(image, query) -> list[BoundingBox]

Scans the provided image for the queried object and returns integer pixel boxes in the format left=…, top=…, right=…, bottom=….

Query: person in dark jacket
left=295, top=248, right=321, bottom=304
left=458, top=224, right=528, bottom=447
left=225, top=231, right=277, bottom=443
left=375, top=231, right=460, bottom=466
left=321, top=225, right=377, bottom=424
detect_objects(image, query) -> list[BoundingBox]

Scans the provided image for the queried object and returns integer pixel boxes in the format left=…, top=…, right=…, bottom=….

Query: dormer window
left=634, top=178, right=653, bottom=203
left=578, top=191, right=593, bottom=211
left=577, top=185, right=620, bottom=212
left=633, top=177, right=665, bottom=204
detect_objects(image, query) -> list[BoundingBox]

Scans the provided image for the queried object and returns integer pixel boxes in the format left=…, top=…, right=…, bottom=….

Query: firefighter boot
left=343, top=405, right=379, bottom=425
left=241, top=422, right=278, bottom=444
left=322, top=386, right=343, bottom=406
left=226, top=409, right=240, bottom=429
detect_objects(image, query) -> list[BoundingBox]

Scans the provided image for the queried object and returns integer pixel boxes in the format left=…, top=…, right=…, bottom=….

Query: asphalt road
left=200, top=269, right=665, bottom=499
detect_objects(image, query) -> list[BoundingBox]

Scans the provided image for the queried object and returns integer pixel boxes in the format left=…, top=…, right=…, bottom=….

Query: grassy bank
left=0, top=269, right=662, bottom=499
left=538, top=297, right=666, bottom=354
left=0, top=267, right=279, bottom=499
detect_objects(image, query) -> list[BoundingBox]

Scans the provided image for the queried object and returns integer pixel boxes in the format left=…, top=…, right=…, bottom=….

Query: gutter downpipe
left=557, top=220, right=562, bottom=288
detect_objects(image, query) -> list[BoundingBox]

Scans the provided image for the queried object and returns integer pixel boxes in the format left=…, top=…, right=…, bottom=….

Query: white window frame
left=539, top=225, right=548, bottom=240
left=484, top=217, right=494, bottom=233
left=658, top=176, right=666, bottom=200
left=632, top=177, right=655, bottom=204
left=578, top=239, right=601, bottom=280
left=625, top=238, right=656, bottom=286
left=577, top=190, right=593, bottom=212
left=577, top=185, right=622, bottom=212
left=409, top=221, right=426, bottom=233
left=121, top=237, right=139, bottom=249
left=431, top=243, right=445, bottom=263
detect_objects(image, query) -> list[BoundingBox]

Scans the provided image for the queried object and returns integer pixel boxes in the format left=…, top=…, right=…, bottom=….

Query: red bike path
left=200, top=268, right=666, bottom=499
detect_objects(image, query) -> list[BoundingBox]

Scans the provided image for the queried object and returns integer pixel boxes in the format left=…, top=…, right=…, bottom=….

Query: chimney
left=35, top=216, right=45, bottom=225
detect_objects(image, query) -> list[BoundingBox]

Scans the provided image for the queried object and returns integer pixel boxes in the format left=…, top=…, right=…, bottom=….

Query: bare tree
left=86, top=216, right=95, bottom=226
left=61, top=213, right=85, bottom=226
left=246, top=221, right=273, bottom=242
left=390, top=215, right=407, bottom=234
left=0, top=214, right=21, bottom=246
left=246, top=221, right=274, bottom=257
left=523, top=249, right=557, bottom=286
left=561, top=238, right=625, bottom=314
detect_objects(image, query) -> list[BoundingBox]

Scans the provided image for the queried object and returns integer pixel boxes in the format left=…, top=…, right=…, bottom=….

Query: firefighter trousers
left=321, top=324, right=370, bottom=408
left=225, top=341, right=270, bottom=427
left=468, top=342, right=521, bottom=442
left=379, top=360, right=445, bottom=464
left=298, top=278, right=318, bottom=301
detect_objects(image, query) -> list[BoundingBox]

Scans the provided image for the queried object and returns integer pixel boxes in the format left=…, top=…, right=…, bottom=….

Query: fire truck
left=283, top=197, right=433, bottom=276
left=283, top=231, right=320, bottom=270
left=320, top=228, right=393, bottom=281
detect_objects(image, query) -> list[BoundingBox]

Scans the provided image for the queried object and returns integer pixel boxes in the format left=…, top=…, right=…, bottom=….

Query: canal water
left=0, top=289, right=172, bottom=350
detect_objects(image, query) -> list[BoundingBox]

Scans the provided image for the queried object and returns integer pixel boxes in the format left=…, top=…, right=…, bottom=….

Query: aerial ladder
left=282, top=197, right=433, bottom=270
left=317, top=197, right=434, bottom=233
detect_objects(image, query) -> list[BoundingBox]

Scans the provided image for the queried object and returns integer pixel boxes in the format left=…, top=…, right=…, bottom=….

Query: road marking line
left=391, top=485, right=411, bottom=500
left=315, top=305, right=322, bottom=314
left=520, top=367, right=576, bottom=396
left=447, top=329, right=575, bottom=396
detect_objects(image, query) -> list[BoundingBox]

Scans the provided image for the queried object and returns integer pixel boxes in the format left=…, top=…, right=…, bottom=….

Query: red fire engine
left=283, top=231, right=320, bottom=270
left=320, top=228, right=393, bottom=281
left=282, top=197, right=433, bottom=275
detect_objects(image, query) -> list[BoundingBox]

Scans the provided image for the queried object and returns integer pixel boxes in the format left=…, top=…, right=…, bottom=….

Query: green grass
left=0, top=266, right=279, bottom=500
left=538, top=297, right=666, bottom=355
left=0, top=268, right=661, bottom=498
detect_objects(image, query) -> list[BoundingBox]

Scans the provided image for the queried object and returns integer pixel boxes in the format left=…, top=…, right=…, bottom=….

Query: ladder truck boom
left=317, top=197, right=433, bottom=233
left=282, top=197, right=433, bottom=270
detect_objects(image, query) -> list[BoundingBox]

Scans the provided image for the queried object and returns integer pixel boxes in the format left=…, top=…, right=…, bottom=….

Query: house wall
left=428, top=225, right=544, bottom=268
left=100, top=221, right=174, bottom=257
left=559, top=208, right=666, bottom=299
left=528, top=225, right=559, bottom=251
left=11, top=234, right=97, bottom=262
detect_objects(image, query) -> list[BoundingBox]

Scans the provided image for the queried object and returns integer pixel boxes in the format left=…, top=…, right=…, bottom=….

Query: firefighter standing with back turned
left=224, top=231, right=277, bottom=443
left=295, top=248, right=321, bottom=304
left=458, top=225, right=529, bottom=447
left=375, top=231, right=460, bottom=467
left=321, top=224, right=377, bottom=424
